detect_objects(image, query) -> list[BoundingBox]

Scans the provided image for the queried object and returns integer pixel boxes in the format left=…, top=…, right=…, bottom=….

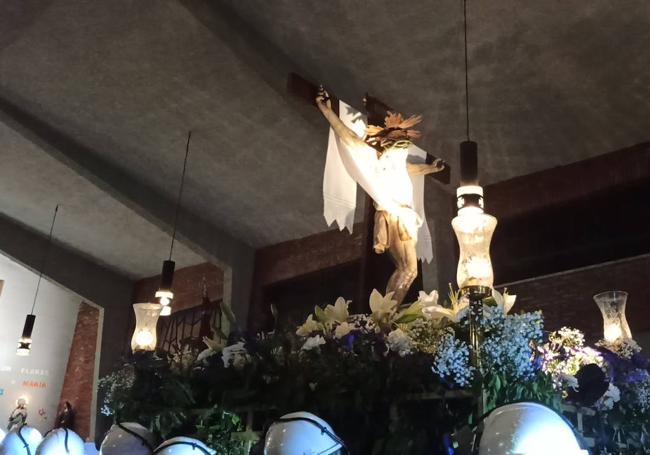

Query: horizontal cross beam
left=287, top=72, right=450, bottom=184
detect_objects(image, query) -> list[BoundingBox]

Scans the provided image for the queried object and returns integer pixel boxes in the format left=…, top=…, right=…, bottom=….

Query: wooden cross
left=287, top=73, right=450, bottom=311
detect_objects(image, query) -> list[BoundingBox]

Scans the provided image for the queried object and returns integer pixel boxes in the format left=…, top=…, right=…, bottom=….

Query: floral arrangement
left=99, top=288, right=650, bottom=454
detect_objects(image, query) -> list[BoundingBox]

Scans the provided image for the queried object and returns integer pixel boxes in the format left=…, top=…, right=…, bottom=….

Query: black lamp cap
left=460, top=141, right=479, bottom=186
left=159, top=260, right=176, bottom=291
left=21, top=314, right=36, bottom=339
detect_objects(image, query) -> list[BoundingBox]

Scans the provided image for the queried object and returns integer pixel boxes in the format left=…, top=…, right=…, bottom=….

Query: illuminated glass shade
left=452, top=208, right=497, bottom=289
left=131, top=303, right=162, bottom=352
left=593, top=291, right=631, bottom=343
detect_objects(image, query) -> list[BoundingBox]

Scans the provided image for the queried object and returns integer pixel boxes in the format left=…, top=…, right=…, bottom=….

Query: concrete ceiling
left=0, top=122, right=205, bottom=279
left=1, top=0, right=649, bottom=277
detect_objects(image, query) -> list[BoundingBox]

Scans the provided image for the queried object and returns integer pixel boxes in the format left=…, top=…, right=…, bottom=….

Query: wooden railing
left=157, top=299, right=222, bottom=352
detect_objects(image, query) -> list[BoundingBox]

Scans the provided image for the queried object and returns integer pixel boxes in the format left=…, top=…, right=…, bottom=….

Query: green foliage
left=99, top=290, right=650, bottom=454
left=483, top=370, right=560, bottom=414
left=194, top=408, right=248, bottom=455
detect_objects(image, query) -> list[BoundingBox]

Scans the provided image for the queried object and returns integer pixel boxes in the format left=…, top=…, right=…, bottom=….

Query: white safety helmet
left=264, top=411, right=344, bottom=455
left=479, top=402, right=589, bottom=455
left=99, top=422, right=155, bottom=455
left=0, top=425, right=43, bottom=455
left=36, top=428, right=85, bottom=455
left=153, top=436, right=215, bottom=454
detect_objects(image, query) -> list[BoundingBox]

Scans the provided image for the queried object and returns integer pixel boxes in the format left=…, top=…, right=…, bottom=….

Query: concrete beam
left=0, top=93, right=255, bottom=320
left=178, top=0, right=324, bottom=127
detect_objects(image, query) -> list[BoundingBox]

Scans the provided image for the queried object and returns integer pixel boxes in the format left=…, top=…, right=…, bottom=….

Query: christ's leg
left=385, top=216, right=418, bottom=305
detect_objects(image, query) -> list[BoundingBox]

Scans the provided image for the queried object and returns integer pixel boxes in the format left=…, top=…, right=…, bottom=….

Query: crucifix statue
left=315, top=87, right=445, bottom=305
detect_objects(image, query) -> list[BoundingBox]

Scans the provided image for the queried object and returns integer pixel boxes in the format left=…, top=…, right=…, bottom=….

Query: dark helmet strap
left=152, top=440, right=212, bottom=454
left=17, top=425, right=32, bottom=455
left=41, top=428, right=70, bottom=453
left=274, top=416, right=348, bottom=454
left=117, top=422, right=154, bottom=451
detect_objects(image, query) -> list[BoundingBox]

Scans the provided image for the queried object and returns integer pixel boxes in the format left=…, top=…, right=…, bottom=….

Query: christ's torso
left=373, top=147, right=413, bottom=210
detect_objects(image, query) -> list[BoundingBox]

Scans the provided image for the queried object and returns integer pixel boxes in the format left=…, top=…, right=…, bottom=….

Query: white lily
left=323, top=297, right=350, bottom=324
left=422, top=288, right=468, bottom=323
left=417, top=290, right=439, bottom=307
left=202, top=335, right=226, bottom=353
left=369, top=289, right=398, bottom=328
left=492, top=288, right=516, bottom=315
left=334, top=321, right=354, bottom=339
left=296, top=314, right=323, bottom=337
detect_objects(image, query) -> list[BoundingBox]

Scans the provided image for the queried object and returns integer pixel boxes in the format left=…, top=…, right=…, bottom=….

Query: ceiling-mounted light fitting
left=17, top=314, right=36, bottom=356
left=156, top=131, right=192, bottom=316
left=17, top=205, right=60, bottom=356
left=451, top=0, right=497, bottom=297
left=156, top=259, right=175, bottom=316
left=457, top=140, right=484, bottom=214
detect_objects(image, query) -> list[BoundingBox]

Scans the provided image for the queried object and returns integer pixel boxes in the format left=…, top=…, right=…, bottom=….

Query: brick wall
left=59, top=302, right=100, bottom=441
left=499, top=254, right=650, bottom=341
left=485, top=142, right=650, bottom=220
left=132, top=262, right=224, bottom=312
left=248, top=226, right=363, bottom=331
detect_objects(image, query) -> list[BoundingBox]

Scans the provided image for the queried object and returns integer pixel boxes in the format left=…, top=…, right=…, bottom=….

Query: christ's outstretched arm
left=407, top=159, right=446, bottom=176
left=316, top=87, right=368, bottom=150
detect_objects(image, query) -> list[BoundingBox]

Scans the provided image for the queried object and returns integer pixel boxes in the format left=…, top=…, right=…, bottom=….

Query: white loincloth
left=322, top=100, right=434, bottom=263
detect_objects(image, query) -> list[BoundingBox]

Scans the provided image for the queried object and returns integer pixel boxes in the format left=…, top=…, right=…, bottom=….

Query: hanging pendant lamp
left=452, top=0, right=497, bottom=296
left=17, top=204, right=60, bottom=356
left=156, top=131, right=192, bottom=316
left=451, top=0, right=499, bottom=384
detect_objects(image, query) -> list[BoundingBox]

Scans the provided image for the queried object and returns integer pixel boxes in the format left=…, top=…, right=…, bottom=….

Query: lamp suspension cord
left=463, top=0, right=471, bottom=141
left=169, top=130, right=192, bottom=261
left=30, top=204, right=59, bottom=315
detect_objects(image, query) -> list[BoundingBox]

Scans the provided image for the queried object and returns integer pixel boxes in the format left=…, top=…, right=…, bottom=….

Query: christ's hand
left=316, top=85, right=332, bottom=110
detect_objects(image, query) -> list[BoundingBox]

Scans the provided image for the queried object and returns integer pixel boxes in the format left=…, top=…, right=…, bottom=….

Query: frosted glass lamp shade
left=593, top=291, right=631, bottom=343
left=131, top=303, right=162, bottom=352
left=452, top=210, right=497, bottom=290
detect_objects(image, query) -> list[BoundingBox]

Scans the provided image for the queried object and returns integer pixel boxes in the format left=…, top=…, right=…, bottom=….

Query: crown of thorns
left=365, top=112, right=422, bottom=147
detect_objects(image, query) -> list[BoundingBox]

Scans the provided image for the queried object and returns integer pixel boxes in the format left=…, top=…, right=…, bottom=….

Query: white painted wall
left=0, top=253, right=80, bottom=434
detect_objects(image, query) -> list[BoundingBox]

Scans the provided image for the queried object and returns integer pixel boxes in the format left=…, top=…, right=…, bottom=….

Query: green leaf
left=493, top=374, right=502, bottom=394
left=394, top=313, right=421, bottom=324
left=221, top=303, right=237, bottom=326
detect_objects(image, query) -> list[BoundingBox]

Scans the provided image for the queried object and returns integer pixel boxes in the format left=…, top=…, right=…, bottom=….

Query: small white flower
left=334, top=322, right=353, bottom=339
left=222, top=341, right=250, bottom=370
left=559, top=373, right=579, bottom=391
left=595, top=383, right=620, bottom=411
left=386, top=328, right=414, bottom=357
left=301, top=335, right=326, bottom=351
left=432, top=333, right=474, bottom=387
left=197, top=348, right=217, bottom=362
left=348, top=314, right=377, bottom=334
left=596, top=338, right=641, bottom=359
